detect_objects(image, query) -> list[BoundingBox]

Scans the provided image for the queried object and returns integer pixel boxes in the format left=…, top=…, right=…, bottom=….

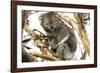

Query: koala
left=39, top=12, right=77, bottom=60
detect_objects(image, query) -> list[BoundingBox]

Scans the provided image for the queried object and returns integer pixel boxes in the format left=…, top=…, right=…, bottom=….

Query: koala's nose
left=54, top=27, right=57, bottom=31
left=53, top=26, right=59, bottom=32
left=50, top=26, right=53, bottom=29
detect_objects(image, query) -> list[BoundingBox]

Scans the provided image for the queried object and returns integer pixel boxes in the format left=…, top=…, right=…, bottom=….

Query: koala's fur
left=39, top=12, right=77, bottom=60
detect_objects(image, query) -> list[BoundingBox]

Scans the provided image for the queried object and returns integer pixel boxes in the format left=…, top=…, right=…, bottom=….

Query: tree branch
left=74, top=13, right=90, bottom=56
left=30, top=52, right=60, bottom=61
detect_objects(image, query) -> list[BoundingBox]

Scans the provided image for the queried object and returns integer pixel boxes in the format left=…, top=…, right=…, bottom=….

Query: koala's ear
left=39, top=15, right=43, bottom=21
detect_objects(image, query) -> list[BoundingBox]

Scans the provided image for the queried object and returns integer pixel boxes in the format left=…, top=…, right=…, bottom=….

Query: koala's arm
left=56, top=29, right=77, bottom=60
left=67, top=30, right=77, bottom=52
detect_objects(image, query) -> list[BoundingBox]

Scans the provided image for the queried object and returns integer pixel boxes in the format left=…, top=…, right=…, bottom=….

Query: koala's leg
left=57, top=43, right=75, bottom=60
